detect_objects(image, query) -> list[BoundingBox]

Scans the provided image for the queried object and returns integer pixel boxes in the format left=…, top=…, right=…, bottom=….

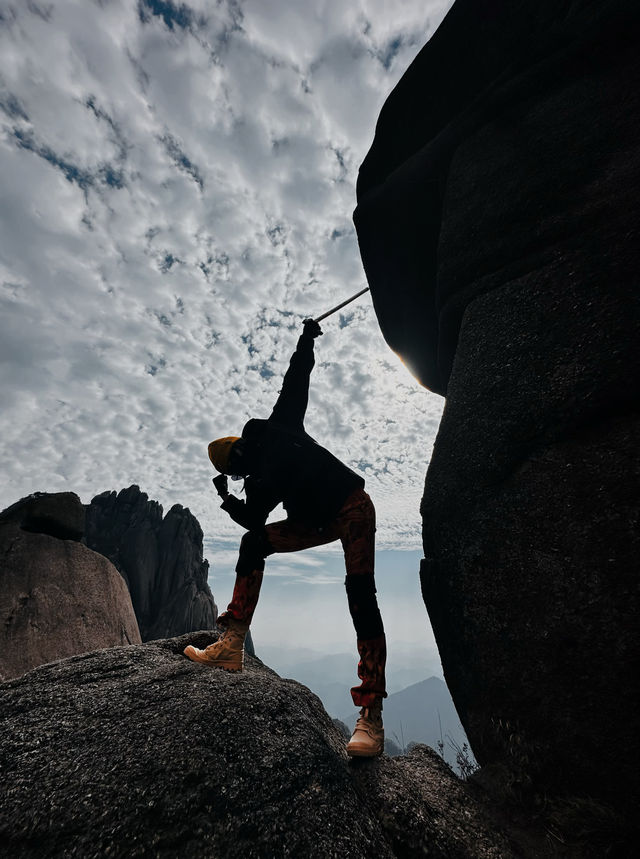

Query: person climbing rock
left=184, top=318, right=386, bottom=757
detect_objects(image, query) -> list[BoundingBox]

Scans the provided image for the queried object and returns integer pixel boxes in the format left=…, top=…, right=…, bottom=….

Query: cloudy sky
left=0, top=0, right=453, bottom=671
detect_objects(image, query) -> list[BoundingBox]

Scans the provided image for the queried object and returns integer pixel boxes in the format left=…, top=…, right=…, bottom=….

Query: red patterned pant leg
left=335, top=489, right=387, bottom=706
left=218, top=568, right=264, bottom=626
left=352, top=634, right=387, bottom=707
left=221, top=519, right=339, bottom=626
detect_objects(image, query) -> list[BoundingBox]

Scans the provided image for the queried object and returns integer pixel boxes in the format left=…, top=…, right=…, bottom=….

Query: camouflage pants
left=220, top=488, right=387, bottom=707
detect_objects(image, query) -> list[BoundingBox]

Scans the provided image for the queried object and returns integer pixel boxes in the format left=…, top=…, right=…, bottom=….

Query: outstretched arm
left=269, top=319, right=322, bottom=429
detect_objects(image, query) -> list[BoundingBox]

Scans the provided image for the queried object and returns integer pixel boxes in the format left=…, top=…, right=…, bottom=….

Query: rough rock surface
left=355, top=0, right=640, bottom=397
left=85, top=485, right=217, bottom=641
left=0, top=634, right=515, bottom=859
left=0, top=493, right=141, bottom=681
left=354, top=0, right=639, bottom=847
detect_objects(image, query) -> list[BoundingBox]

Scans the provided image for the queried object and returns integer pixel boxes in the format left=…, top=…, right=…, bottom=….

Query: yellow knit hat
left=208, top=436, right=241, bottom=474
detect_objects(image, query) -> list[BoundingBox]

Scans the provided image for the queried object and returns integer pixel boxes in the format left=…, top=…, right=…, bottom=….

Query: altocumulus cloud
left=0, top=0, right=452, bottom=561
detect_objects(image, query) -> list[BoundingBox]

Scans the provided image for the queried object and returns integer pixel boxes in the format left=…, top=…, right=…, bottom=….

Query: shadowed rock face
left=0, top=493, right=141, bottom=681
left=355, top=0, right=640, bottom=397
left=355, top=0, right=639, bottom=840
left=0, top=635, right=513, bottom=859
left=85, top=485, right=217, bottom=641
left=0, top=491, right=85, bottom=541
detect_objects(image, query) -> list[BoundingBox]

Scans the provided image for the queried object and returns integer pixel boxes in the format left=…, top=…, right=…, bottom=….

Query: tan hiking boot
left=183, top=618, right=249, bottom=672
left=347, top=699, right=384, bottom=757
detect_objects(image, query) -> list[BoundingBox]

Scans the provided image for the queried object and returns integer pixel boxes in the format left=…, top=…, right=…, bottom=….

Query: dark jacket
left=220, top=331, right=364, bottom=530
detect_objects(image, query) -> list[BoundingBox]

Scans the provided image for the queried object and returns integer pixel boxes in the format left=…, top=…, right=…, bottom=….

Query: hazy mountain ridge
left=259, top=644, right=470, bottom=768
left=344, top=677, right=471, bottom=769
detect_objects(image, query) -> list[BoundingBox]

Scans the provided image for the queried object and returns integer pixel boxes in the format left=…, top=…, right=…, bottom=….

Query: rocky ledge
left=0, top=634, right=514, bottom=859
left=85, top=486, right=217, bottom=641
left=0, top=492, right=141, bottom=682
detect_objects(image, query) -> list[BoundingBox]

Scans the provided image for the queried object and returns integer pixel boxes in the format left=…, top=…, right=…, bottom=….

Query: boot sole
left=347, top=746, right=383, bottom=758
left=183, top=648, right=243, bottom=671
left=186, top=658, right=243, bottom=672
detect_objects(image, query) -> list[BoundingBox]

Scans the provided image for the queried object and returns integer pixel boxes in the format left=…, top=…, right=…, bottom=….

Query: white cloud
left=0, top=0, right=452, bottom=562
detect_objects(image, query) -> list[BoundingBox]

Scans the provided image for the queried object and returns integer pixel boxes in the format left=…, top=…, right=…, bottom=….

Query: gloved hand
left=212, top=473, right=229, bottom=499
left=302, top=318, right=323, bottom=338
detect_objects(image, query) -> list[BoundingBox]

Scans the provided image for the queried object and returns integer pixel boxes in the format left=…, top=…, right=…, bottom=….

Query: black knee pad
left=236, top=529, right=272, bottom=576
left=345, top=575, right=384, bottom=640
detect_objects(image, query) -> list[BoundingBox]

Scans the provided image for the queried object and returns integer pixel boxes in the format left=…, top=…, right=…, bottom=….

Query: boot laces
left=357, top=704, right=382, bottom=728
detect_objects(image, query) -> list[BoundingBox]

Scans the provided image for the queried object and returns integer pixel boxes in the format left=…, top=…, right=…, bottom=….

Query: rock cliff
left=0, top=492, right=141, bottom=681
left=85, top=485, right=217, bottom=641
left=354, top=0, right=639, bottom=847
left=0, top=635, right=515, bottom=859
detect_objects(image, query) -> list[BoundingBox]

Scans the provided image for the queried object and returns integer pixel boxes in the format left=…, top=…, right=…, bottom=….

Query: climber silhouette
left=184, top=318, right=387, bottom=757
